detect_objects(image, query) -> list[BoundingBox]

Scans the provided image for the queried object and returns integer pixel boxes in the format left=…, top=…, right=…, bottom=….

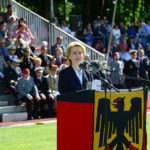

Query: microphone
left=100, top=64, right=116, bottom=72
left=79, top=60, right=90, bottom=70
left=89, top=60, right=115, bottom=72
left=89, top=60, right=101, bottom=73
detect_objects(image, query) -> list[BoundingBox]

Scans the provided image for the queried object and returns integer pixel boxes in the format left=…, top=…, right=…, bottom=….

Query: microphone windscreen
left=89, top=60, right=101, bottom=71
left=79, top=60, right=90, bottom=69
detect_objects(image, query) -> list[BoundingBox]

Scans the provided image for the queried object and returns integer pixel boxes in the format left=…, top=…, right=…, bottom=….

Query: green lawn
left=147, top=114, right=150, bottom=150
left=0, top=123, right=56, bottom=150
left=0, top=115, right=149, bottom=150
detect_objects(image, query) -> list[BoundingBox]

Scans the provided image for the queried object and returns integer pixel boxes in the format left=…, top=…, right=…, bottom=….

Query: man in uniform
left=20, top=47, right=33, bottom=70
left=17, top=68, right=41, bottom=120
left=123, top=50, right=139, bottom=88
left=38, top=45, right=53, bottom=74
left=4, top=57, right=21, bottom=96
left=109, top=52, right=124, bottom=88
left=4, top=44, right=16, bottom=66
left=46, top=65, right=59, bottom=112
left=30, top=57, right=46, bottom=78
left=34, top=67, right=54, bottom=118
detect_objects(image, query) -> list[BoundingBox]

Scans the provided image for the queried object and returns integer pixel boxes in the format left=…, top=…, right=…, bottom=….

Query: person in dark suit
left=137, top=49, right=149, bottom=85
left=123, top=49, right=139, bottom=89
left=17, top=68, right=41, bottom=120
left=34, top=67, right=54, bottom=118
left=30, top=57, right=46, bottom=78
left=51, top=36, right=65, bottom=56
left=4, top=57, right=22, bottom=96
left=20, top=47, right=34, bottom=70
left=58, top=42, right=93, bottom=94
left=55, top=48, right=63, bottom=67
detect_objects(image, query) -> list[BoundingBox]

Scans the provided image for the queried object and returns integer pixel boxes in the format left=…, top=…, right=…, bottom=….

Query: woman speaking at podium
left=58, top=42, right=93, bottom=94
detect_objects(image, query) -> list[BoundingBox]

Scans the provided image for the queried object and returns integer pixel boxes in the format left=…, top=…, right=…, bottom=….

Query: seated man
left=30, top=57, right=46, bottom=78
left=0, top=55, right=8, bottom=80
left=0, top=22, right=6, bottom=39
left=0, top=38, right=8, bottom=57
left=38, top=45, right=53, bottom=74
left=4, top=57, right=21, bottom=96
left=51, top=36, right=65, bottom=56
left=20, top=47, right=34, bottom=70
left=46, top=65, right=59, bottom=111
left=5, top=44, right=16, bottom=66
left=17, top=68, right=41, bottom=120
left=34, top=67, right=55, bottom=118
left=55, top=48, right=63, bottom=67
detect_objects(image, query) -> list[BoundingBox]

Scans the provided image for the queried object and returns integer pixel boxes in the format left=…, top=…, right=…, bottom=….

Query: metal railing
left=0, top=0, right=11, bottom=10
left=0, top=0, right=104, bottom=60
left=11, top=0, right=50, bottom=48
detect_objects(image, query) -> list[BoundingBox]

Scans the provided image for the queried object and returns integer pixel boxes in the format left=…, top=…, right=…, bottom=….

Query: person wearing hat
left=30, top=57, right=46, bottom=79
left=4, top=44, right=16, bottom=65
left=51, top=36, right=65, bottom=56
left=47, top=65, right=59, bottom=93
left=20, top=47, right=34, bottom=70
left=123, top=49, right=140, bottom=88
left=17, top=68, right=41, bottom=120
left=46, top=64, right=59, bottom=112
left=4, top=57, right=21, bottom=96
left=109, top=52, right=124, bottom=89
left=38, top=45, right=53, bottom=71
left=0, top=38, right=8, bottom=57
left=34, top=67, right=54, bottom=118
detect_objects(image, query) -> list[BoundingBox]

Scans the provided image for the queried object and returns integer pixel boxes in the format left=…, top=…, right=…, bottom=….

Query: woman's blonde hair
left=66, top=42, right=86, bottom=64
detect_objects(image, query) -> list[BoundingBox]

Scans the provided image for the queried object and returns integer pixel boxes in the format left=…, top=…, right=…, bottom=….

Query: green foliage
left=16, top=0, right=38, bottom=13
left=58, top=0, right=75, bottom=25
left=117, top=0, right=145, bottom=26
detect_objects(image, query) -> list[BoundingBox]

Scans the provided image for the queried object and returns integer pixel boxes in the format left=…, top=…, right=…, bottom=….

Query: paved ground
left=0, top=92, right=150, bottom=127
left=0, top=118, right=56, bottom=127
left=148, top=93, right=150, bottom=112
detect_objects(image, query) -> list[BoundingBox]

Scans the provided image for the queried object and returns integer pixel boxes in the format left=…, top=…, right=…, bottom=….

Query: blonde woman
left=58, top=42, right=93, bottom=94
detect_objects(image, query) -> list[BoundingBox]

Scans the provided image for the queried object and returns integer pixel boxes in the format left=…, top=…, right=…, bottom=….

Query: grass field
left=0, top=123, right=56, bottom=150
left=0, top=115, right=149, bottom=150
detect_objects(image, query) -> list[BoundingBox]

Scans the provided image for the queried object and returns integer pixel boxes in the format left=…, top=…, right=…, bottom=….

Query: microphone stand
left=120, top=73, right=149, bottom=150
left=97, top=71, right=120, bottom=149
left=120, top=73, right=150, bottom=86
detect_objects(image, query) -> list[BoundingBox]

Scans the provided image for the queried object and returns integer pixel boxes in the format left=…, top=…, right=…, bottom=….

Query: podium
left=57, top=89, right=147, bottom=150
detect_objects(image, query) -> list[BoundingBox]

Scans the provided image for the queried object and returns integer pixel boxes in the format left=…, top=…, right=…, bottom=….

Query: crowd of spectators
left=0, top=4, right=69, bottom=120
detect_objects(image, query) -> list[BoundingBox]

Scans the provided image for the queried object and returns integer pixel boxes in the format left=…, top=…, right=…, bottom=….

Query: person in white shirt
left=112, top=24, right=121, bottom=45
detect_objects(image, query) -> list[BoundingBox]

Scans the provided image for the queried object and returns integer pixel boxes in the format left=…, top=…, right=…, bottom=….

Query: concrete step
left=0, top=80, right=5, bottom=94
left=0, top=112, right=27, bottom=122
left=0, top=105, right=26, bottom=114
left=0, top=101, right=8, bottom=106
left=0, top=94, right=17, bottom=105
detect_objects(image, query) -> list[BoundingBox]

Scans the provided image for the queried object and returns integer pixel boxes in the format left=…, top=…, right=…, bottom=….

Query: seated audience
left=17, top=68, right=40, bottom=120
left=34, top=67, right=55, bottom=118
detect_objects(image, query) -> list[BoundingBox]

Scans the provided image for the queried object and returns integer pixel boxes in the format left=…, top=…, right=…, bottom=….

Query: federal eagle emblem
left=93, top=92, right=145, bottom=150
